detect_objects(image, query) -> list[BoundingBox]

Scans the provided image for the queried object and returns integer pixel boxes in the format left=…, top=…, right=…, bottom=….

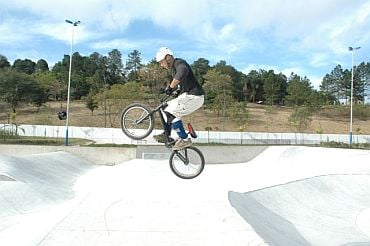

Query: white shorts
left=165, top=93, right=204, bottom=119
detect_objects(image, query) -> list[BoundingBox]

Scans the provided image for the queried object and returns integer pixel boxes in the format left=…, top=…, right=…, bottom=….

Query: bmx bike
left=120, top=94, right=205, bottom=179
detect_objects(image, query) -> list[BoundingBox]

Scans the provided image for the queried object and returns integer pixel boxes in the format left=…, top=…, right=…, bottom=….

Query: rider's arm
left=169, top=63, right=188, bottom=89
left=169, top=78, right=181, bottom=89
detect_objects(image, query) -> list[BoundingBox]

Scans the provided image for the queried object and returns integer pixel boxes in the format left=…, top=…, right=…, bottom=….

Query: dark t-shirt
left=172, top=58, right=205, bottom=96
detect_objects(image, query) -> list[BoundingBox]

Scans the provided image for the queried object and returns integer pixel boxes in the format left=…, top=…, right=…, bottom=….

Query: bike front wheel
left=169, top=146, right=205, bottom=179
left=120, top=103, right=155, bottom=140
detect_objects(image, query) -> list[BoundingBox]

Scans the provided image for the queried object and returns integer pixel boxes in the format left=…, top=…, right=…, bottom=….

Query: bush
left=320, top=141, right=370, bottom=149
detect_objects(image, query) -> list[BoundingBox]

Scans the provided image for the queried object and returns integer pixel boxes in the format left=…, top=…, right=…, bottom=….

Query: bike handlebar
left=159, top=89, right=180, bottom=102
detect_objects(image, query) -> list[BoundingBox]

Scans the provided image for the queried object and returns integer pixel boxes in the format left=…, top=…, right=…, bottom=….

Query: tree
left=289, top=106, right=312, bottom=133
left=12, top=58, right=36, bottom=74
left=35, top=59, right=49, bottom=72
left=244, top=70, right=264, bottom=103
left=0, top=69, right=46, bottom=112
left=262, top=70, right=285, bottom=106
left=320, top=65, right=345, bottom=104
left=85, top=91, right=99, bottom=115
left=213, top=60, right=244, bottom=101
left=191, top=58, right=211, bottom=85
left=138, top=60, right=170, bottom=94
left=230, top=101, right=248, bottom=130
left=125, top=49, right=143, bottom=82
left=106, top=49, right=124, bottom=85
left=86, top=52, right=110, bottom=94
left=0, top=55, right=10, bottom=69
left=203, top=69, right=234, bottom=130
left=356, top=62, right=370, bottom=103
left=94, top=82, right=147, bottom=126
left=34, top=71, right=66, bottom=101
left=285, top=73, right=313, bottom=106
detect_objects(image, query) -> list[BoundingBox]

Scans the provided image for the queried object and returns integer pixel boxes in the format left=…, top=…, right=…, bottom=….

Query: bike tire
left=169, top=146, right=205, bottom=179
left=120, top=103, right=155, bottom=140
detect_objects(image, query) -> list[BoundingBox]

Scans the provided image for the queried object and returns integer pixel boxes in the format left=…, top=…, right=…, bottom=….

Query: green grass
left=319, top=141, right=370, bottom=150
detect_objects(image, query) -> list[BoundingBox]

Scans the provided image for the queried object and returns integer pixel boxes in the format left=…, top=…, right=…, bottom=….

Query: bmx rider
left=154, top=47, right=205, bottom=150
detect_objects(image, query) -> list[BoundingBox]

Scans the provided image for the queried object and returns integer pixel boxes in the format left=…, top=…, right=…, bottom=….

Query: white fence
left=1, top=124, right=370, bottom=145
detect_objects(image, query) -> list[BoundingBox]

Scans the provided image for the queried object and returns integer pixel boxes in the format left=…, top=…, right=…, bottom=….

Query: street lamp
left=65, top=19, right=80, bottom=146
left=348, top=46, right=361, bottom=145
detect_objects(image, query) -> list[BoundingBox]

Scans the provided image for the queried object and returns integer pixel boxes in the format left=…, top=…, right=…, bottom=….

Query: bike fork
left=174, top=149, right=189, bottom=165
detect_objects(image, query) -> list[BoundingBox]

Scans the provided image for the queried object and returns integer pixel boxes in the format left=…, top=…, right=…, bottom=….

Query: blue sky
left=1, top=0, right=369, bottom=89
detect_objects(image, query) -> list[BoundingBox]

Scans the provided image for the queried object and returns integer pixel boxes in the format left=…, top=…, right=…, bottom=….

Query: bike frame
left=135, top=96, right=173, bottom=147
left=120, top=93, right=205, bottom=178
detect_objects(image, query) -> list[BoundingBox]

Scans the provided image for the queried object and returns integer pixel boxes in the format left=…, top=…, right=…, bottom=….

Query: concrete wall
left=2, top=124, right=370, bottom=145
left=0, top=144, right=267, bottom=165
left=136, top=145, right=268, bottom=164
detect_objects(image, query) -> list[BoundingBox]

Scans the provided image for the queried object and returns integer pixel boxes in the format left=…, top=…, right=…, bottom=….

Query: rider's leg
left=171, top=118, right=187, bottom=139
left=164, top=112, right=175, bottom=136
left=153, top=111, right=175, bottom=143
left=172, top=118, right=192, bottom=150
left=160, top=93, right=204, bottom=148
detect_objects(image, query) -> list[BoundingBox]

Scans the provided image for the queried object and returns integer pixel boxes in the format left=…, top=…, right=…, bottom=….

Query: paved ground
left=1, top=146, right=370, bottom=245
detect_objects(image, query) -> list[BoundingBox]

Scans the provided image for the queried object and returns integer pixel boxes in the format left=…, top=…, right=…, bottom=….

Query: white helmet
left=155, top=47, right=173, bottom=62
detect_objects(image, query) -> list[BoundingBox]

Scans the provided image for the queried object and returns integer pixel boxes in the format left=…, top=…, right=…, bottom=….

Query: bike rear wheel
left=169, top=146, right=205, bottom=179
left=120, top=103, right=155, bottom=140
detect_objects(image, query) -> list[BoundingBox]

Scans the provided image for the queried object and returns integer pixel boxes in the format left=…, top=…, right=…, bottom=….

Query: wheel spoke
left=170, top=147, right=205, bottom=179
left=120, top=104, right=154, bottom=140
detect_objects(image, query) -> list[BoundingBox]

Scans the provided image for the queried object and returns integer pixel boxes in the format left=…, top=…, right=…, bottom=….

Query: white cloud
left=1, top=0, right=369, bottom=88
left=91, top=38, right=142, bottom=50
left=0, top=21, right=32, bottom=45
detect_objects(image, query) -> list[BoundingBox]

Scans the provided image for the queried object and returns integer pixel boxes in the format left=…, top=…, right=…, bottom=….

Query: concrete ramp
left=0, top=152, right=96, bottom=245
left=228, top=146, right=370, bottom=246
left=1, top=146, right=370, bottom=245
left=0, top=152, right=95, bottom=203
left=229, top=174, right=370, bottom=245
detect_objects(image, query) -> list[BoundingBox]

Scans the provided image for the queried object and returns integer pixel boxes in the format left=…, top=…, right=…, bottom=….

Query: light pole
left=348, top=46, right=361, bottom=145
left=65, top=19, right=80, bottom=146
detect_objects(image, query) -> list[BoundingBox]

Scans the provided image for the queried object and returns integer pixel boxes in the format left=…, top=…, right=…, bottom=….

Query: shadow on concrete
left=229, top=174, right=370, bottom=246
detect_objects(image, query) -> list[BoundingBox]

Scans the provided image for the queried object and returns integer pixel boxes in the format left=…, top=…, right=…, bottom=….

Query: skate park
left=1, top=141, right=370, bottom=245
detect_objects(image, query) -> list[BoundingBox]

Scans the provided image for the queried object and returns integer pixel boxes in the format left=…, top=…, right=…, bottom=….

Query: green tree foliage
left=0, top=55, right=11, bottom=69
left=203, top=69, right=234, bottom=118
left=262, top=70, right=286, bottom=106
left=244, top=70, right=264, bottom=103
left=12, top=58, right=36, bottom=74
left=230, top=101, right=248, bottom=130
left=94, top=82, right=147, bottom=126
left=191, top=58, right=211, bottom=85
left=85, top=91, right=99, bottom=115
left=0, top=68, right=46, bottom=111
left=106, top=49, right=124, bottom=85
left=138, top=60, right=170, bottom=94
left=86, top=52, right=109, bottom=94
left=285, top=73, right=313, bottom=106
left=320, top=63, right=370, bottom=104
left=125, top=49, right=143, bottom=82
left=356, top=62, right=370, bottom=102
left=1, top=48, right=368, bottom=127
left=320, top=65, right=345, bottom=103
left=289, top=106, right=312, bottom=133
left=34, top=71, right=66, bottom=101
left=35, top=59, right=49, bottom=72
left=213, top=60, right=245, bottom=101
